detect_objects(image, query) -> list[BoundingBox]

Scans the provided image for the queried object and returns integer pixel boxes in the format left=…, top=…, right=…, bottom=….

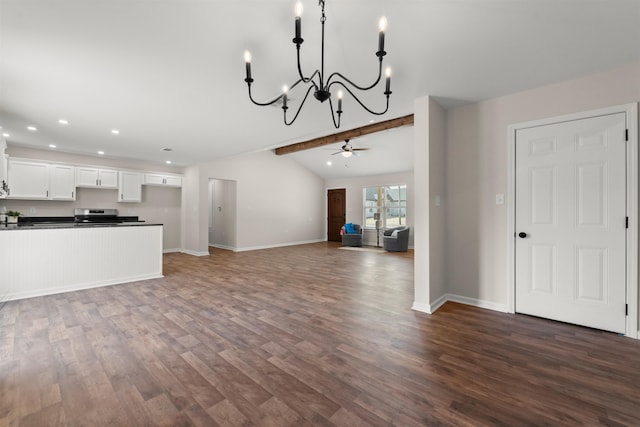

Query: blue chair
left=341, top=223, right=363, bottom=247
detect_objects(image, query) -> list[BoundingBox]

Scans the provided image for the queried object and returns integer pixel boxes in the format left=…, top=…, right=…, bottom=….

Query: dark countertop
left=0, top=222, right=163, bottom=231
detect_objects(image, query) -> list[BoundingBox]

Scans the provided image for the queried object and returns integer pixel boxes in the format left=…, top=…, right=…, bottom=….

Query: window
left=363, top=184, right=406, bottom=229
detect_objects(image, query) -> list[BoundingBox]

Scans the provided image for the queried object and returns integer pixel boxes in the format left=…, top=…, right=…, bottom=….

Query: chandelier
left=243, top=0, right=391, bottom=128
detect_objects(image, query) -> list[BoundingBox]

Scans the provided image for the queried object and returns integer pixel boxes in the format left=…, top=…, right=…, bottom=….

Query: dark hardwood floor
left=2, top=242, right=640, bottom=426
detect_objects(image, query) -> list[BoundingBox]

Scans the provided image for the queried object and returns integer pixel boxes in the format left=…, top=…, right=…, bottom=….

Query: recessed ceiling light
left=27, top=126, right=37, bottom=131
left=165, top=160, right=172, bottom=164
left=111, top=129, right=120, bottom=135
left=326, top=161, right=332, bottom=166
left=2, top=133, right=9, bottom=138
left=98, top=151, right=105, bottom=155
left=49, top=144, right=57, bottom=148
left=369, top=119, right=375, bottom=123
left=58, top=119, right=69, bottom=125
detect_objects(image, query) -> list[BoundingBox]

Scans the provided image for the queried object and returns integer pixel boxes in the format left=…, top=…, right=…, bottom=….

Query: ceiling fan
left=327, top=139, right=370, bottom=158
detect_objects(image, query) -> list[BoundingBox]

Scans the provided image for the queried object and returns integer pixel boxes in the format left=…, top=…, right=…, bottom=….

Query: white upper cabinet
left=7, top=160, right=77, bottom=201
left=118, top=171, right=142, bottom=203
left=50, top=164, right=76, bottom=201
left=7, top=160, right=50, bottom=200
left=76, top=167, right=118, bottom=189
left=5, top=156, right=181, bottom=202
left=144, top=173, right=182, bottom=188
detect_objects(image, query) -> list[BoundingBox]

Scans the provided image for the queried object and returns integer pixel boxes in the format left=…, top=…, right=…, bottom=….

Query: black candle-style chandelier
left=243, top=0, right=391, bottom=128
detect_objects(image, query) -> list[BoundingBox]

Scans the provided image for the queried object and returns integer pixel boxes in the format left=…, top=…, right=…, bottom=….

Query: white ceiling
left=1, top=0, right=639, bottom=178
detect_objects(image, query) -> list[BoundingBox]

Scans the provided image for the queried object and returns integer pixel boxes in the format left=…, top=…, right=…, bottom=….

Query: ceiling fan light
left=342, top=151, right=352, bottom=158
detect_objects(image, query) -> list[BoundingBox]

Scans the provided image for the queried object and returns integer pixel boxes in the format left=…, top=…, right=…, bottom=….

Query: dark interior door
left=327, top=188, right=346, bottom=242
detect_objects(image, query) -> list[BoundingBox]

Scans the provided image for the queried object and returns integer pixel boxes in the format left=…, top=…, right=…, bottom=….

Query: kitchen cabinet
left=7, top=160, right=50, bottom=200
left=50, top=165, right=76, bottom=200
left=76, top=167, right=118, bottom=188
left=144, top=173, right=182, bottom=188
left=118, top=171, right=142, bottom=202
left=7, top=160, right=77, bottom=201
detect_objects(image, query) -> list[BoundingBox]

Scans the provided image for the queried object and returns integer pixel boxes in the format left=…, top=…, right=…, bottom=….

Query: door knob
left=518, top=232, right=527, bottom=238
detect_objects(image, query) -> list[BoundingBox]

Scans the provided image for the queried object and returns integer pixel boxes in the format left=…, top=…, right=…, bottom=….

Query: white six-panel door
left=515, top=113, right=627, bottom=333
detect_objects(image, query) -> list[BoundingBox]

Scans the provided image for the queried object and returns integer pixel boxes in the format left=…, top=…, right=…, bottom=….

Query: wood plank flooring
left=2, top=242, right=640, bottom=426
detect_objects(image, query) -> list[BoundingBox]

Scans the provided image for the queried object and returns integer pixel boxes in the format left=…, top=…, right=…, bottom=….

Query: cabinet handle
left=121, top=193, right=123, bottom=200
left=46, top=190, right=49, bottom=197
left=96, top=179, right=98, bottom=186
left=72, top=191, right=74, bottom=198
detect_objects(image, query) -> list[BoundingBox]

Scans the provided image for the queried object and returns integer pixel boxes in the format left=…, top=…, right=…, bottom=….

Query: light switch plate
left=495, top=194, right=505, bottom=205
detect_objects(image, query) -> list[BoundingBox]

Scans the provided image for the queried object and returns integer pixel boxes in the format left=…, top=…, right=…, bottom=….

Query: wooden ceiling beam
left=274, top=113, right=414, bottom=155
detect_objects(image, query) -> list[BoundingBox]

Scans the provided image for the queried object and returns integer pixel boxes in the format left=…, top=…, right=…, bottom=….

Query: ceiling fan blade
left=351, top=148, right=370, bottom=151
left=331, top=151, right=343, bottom=155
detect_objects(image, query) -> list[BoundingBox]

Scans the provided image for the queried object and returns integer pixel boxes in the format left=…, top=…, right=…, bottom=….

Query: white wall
left=182, top=150, right=326, bottom=253
left=326, top=171, right=414, bottom=247
left=444, top=61, right=640, bottom=312
left=2, top=146, right=183, bottom=250
left=428, top=98, right=447, bottom=304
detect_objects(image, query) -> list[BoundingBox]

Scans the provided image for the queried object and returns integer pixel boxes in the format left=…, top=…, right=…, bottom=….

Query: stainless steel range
left=74, top=208, right=141, bottom=224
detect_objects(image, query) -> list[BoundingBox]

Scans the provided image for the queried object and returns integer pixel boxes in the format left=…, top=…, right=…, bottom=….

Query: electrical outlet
left=29, top=207, right=36, bottom=214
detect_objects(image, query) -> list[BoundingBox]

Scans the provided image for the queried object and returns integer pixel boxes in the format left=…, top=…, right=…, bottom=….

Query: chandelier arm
left=332, top=82, right=390, bottom=116
left=325, top=59, right=383, bottom=91
left=283, top=84, right=316, bottom=126
left=247, top=76, right=308, bottom=107
left=247, top=84, right=286, bottom=107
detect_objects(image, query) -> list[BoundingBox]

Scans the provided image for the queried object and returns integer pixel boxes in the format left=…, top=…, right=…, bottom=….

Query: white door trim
left=507, top=103, right=638, bottom=339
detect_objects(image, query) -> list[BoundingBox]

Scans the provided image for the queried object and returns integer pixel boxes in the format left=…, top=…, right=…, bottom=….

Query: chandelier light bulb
left=378, top=16, right=387, bottom=32
left=244, top=51, right=252, bottom=82
left=282, top=85, right=289, bottom=109
left=295, top=2, right=303, bottom=17
left=385, top=67, right=391, bottom=94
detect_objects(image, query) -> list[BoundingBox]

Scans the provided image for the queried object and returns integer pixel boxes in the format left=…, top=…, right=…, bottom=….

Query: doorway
left=209, top=178, right=237, bottom=250
left=508, top=103, right=638, bottom=337
left=327, top=188, right=346, bottom=242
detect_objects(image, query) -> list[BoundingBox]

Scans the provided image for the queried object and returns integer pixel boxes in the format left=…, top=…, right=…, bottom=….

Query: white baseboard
left=234, top=239, right=325, bottom=252
left=429, top=294, right=448, bottom=312
left=4, top=273, right=164, bottom=302
left=163, top=248, right=182, bottom=253
left=180, top=249, right=210, bottom=257
left=411, top=301, right=432, bottom=314
left=210, top=244, right=235, bottom=251
left=433, top=293, right=509, bottom=313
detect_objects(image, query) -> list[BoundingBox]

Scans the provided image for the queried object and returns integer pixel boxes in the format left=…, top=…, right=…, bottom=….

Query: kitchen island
left=0, top=222, right=163, bottom=301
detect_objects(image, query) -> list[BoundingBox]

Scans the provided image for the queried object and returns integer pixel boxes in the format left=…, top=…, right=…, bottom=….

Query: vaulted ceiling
left=1, top=0, right=639, bottom=177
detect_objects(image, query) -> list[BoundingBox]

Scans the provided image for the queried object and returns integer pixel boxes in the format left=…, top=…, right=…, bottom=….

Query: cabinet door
left=118, top=171, right=142, bottom=202
left=76, top=167, right=100, bottom=187
left=164, top=175, right=182, bottom=187
left=144, top=173, right=165, bottom=186
left=50, top=165, right=76, bottom=200
left=99, top=169, right=118, bottom=188
left=7, top=160, right=50, bottom=199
